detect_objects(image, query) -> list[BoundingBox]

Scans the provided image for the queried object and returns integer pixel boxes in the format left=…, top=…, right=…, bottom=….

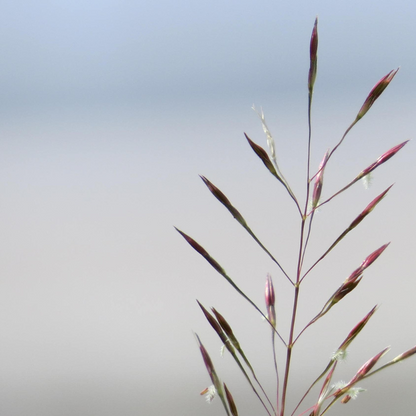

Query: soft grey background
left=0, top=1, right=415, bottom=415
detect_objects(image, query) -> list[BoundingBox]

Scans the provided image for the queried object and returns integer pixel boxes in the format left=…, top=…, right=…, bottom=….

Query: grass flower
left=356, top=69, right=399, bottom=121
left=177, top=18, right=413, bottom=416
left=308, top=17, right=318, bottom=93
left=201, top=385, right=217, bottom=403
left=311, top=150, right=329, bottom=209
left=265, top=274, right=276, bottom=328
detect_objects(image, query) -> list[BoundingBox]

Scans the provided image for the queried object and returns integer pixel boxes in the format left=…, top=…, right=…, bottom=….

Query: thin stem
left=307, top=90, right=313, bottom=187
left=280, top=86, right=315, bottom=416
left=290, top=360, right=336, bottom=416
left=280, top=218, right=306, bottom=416
left=319, top=396, right=339, bottom=416
left=309, top=120, right=358, bottom=184
left=237, top=346, right=277, bottom=415
left=314, top=176, right=360, bottom=211
left=243, top=224, right=294, bottom=285
left=272, top=332, right=279, bottom=416
left=284, top=181, right=303, bottom=218
left=293, top=304, right=326, bottom=345
left=300, top=224, right=350, bottom=283
left=279, top=284, right=300, bottom=416
left=226, top=344, right=274, bottom=416
left=327, top=120, right=357, bottom=162
left=300, top=211, right=314, bottom=271
left=299, top=89, right=316, bottom=269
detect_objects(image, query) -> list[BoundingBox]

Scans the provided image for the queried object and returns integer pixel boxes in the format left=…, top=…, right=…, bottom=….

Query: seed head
left=212, top=308, right=240, bottom=350
left=392, top=345, right=416, bottom=363
left=346, top=243, right=390, bottom=283
left=348, top=347, right=390, bottom=385
left=356, top=141, right=409, bottom=180
left=200, top=176, right=247, bottom=225
left=199, top=340, right=215, bottom=380
left=265, top=274, right=276, bottom=327
left=356, top=69, right=399, bottom=120
left=360, top=243, right=390, bottom=270
left=312, top=149, right=329, bottom=208
left=265, top=274, right=275, bottom=307
left=332, top=277, right=362, bottom=304
left=245, top=133, right=283, bottom=183
left=197, top=301, right=223, bottom=336
left=224, top=383, right=238, bottom=416
left=175, top=228, right=226, bottom=275
left=195, top=334, right=223, bottom=397
left=348, top=186, right=392, bottom=230
left=308, top=17, right=318, bottom=92
left=337, top=306, right=377, bottom=354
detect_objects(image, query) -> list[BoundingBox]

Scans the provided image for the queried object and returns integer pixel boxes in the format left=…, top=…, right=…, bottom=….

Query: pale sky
left=0, top=1, right=415, bottom=415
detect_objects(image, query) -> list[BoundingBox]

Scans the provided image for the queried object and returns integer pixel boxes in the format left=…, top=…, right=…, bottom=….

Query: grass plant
left=176, top=18, right=414, bottom=416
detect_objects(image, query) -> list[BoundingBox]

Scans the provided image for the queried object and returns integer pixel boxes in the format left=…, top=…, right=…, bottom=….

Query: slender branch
left=201, top=176, right=294, bottom=285
left=293, top=304, right=328, bottom=345
left=281, top=49, right=317, bottom=415
left=300, top=211, right=315, bottom=270
left=290, top=360, right=336, bottom=416
left=280, top=285, right=299, bottom=416
left=272, top=331, right=280, bottom=416
left=280, top=217, right=306, bottom=416
left=176, top=228, right=287, bottom=346
left=310, top=121, right=357, bottom=184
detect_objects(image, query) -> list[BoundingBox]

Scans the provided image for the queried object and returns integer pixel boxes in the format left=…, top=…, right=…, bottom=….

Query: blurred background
left=0, top=1, right=415, bottom=415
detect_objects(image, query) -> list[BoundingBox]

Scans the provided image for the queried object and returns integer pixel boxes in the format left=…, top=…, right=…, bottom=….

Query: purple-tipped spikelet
left=197, top=301, right=224, bottom=338
left=224, top=383, right=239, bottom=416
left=244, top=133, right=283, bottom=182
left=198, top=337, right=216, bottom=381
left=334, top=347, right=390, bottom=398
left=265, top=274, right=275, bottom=306
left=351, top=347, right=390, bottom=382
left=336, top=306, right=378, bottom=355
left=392, top=345, right=416, bottom=363
left=356, top=69, right=399, bottom=121
left=198, top=301, right=236, bottom=355
left=265, top=274, right=276, bottom=327
left=356, top=141, right=409, bottom=180
left=175, top=228, right=226, bottom=275
left=358, top=243, right=390, bottom=272
left=212, top=308, right=240, bottom=350
left=327, top=244, right=390, bottom=308
left=200, top=176, right=232, bottom=207
left=331, top=277, right=363, bottom=305
left=311, top=364, right=336, bottom=416
left=348, top=186, right=393, bottom=230
left=346, top=243, right=390, bottom=283
left=195, top=334, right=226, bottom=405
left=308, top=17, right=318, bottom=93
left=312, top=150, right=329, bottom=208
left=200, top=176, right=247, bottom=225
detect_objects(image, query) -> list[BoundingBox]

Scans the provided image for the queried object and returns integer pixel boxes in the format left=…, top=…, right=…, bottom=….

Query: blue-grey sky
left=0, top=1, right=415, bottom=416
